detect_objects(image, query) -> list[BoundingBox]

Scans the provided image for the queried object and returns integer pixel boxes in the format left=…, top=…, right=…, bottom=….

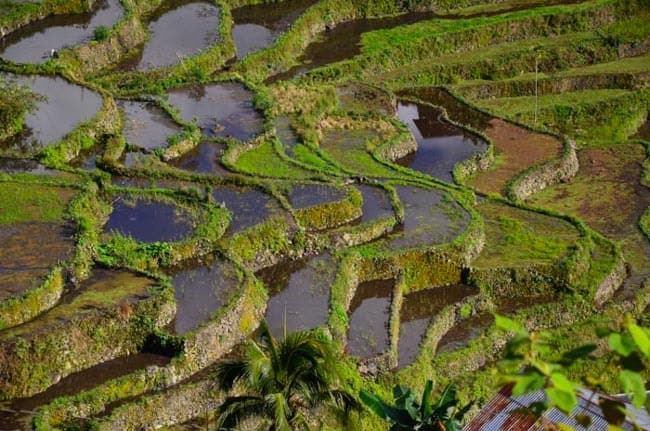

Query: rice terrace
left=0, top=0, right=648, bottom=430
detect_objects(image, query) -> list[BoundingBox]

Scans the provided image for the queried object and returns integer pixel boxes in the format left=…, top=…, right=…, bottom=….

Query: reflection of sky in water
left=171, top=258, right=238, bottom=334
left=347, top=279, right=393, bottom=359
left=212, top=187, right=280, bottom=233
left=396, top=101, right=487, bottom=183
left=0, top=74, right=102, bottom=153
left=259, top=254, right=334, bottom=338
left=289, top=184, right=346, bottom=209
left=167, top=83, right=263, bottom=141
left=0, top=0, right=124, bottom=64
left=118, top=100, right=181, bottom=150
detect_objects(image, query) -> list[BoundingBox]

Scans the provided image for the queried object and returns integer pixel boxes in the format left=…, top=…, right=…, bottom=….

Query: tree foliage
left=495, top=313, right=650, bottom=430
left=214, top=322, right=359, bottom=430
left=360, top=380, right=472, bottom=431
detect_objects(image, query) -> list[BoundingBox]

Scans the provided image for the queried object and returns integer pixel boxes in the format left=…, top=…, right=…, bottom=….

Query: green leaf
left=547, top=387, right=577, bottom=414
left=608, top=333, right=636, bottom=357
left=551, top=373, right=576, bottom=394
left=360, top=390, right=390, bottom=420
left=556, top=424, right=576, bottom=431
left=619, top=370, right=647, bottom=408
left=558, top=344, right=597, bottom=366
left=512, top=372, right=545, bottom=396
left=495, top=314, right=526, bottom=334
left=421, top=380, right=433, bottom=419
left=627, top=324, right=650, bottom=358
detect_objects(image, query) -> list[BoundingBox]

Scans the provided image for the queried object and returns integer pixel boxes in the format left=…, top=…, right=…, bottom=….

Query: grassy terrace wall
left=0, top=0, right=99, bottom=38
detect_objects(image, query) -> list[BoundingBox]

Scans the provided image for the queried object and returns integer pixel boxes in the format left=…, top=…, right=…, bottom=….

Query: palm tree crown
left=214, top=322, right=359, bottom=430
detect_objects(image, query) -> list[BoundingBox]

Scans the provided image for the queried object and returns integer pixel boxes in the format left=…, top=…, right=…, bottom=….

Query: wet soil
left=0, top=352, right=170, bottom=431
left=400, top=87, right=562, bottom=195
left=118, top=100, right=181, bottom=151
left=2, top=268, right=155, bottom=339
left=104, top=196, right=193, bottom=243
left=634, top=119, right=649, bottom=141
left=168, top=141, right=230, bottom=176
left=0, top=222, right=75, bottom=301
left=388, top=185, right=469, bottom=250
left=169, top=255, right=239, bottom=334
left=212, top=186, right=283, bottom=233
left=395, top=100, right=488, bottom=183
left=167, top=83, right=263, bottom=141
left=127, top=1, right=220, bottom=71
left=356, top=184, right=394, bottom=224
left=288, top=183, right=346, bottom=209
left=255, top=253, right=335, bottom=338
left=529, top=143, right=650, bottom=293
left=0, top=0, right=124, bottom=64
left=0, top=74, right=103, bottom=155
left=231, top=0, right=316, bottom=59
left=398, top=284, right=478, bottom=369
left=274, top=117, right=300, bottom=157
left=347, top=278, right=394, bottom=359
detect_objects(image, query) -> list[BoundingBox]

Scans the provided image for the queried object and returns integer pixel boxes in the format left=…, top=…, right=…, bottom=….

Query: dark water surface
left=0, top=74, right=103, bottom=155
left=395, top=100, right=488, bottom=183
left=256, top=253, right=335, bottom=338
left=212, top=186, right=282, bottom=233
left=231, top=0, right=316, bottom=58
left=167, top=83, right=263, bottom=140
left=128, top=1, right=220, bottom=70
left=356, top=184, right=394, bottom=224
left=170, top=256, right=239, bottom=334
left=0, top=0, right=124, bottom=64
left=397, top=284, right=478, bottom=368
left=118, top=100, right=181, bottom=150
left=104, top=196, right=192, bottom=243
left=288, top=184, right=346, bottom=209
left=347, top=278, right=394, bottom=359
left=169, top=141, right=230, bottom=176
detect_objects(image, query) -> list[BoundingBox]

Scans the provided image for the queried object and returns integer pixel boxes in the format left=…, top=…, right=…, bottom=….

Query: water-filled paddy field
left=0, top=0, right=648, bottom=429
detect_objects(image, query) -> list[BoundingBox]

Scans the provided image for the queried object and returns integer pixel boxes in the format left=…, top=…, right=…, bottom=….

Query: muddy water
left=288, top=184, right=346, bottom=209
left=168, top=141, right=230, bottom=176
left=104, top=196, right=192, bottom=243
left=356, top=184, right=394, bottom=224
left=347, top=278, right=394, bottom=359
left=266, top=11, right=436, bottom=82
left=212, top=186, right=282, bottom=233
left=0, top=222, right=75, bottom=301
left=0, top=0, right=124, bottom=64
left=118, top=100, right=181, bottom=151
left=0, top=74, right=103, bottom=155
left=436, top=295, right=554, bottom=354
left=388, top=185, right=469, bottom=249
left=167, top=83, right=263, bottom=141
left=274, top=117, right=300, bottom=157
left=0, top=157, right=57, bottom=175
left=170, top=256, right=239, bottom=334
left=395, top=100, right=488, bottom=183
left=0, top=353, right=170, bottom=431
left=128, top=1, right=220, bottom=70
left=255, top=254, right=335, bottom=338
left=231, top=0, right=315, bottom=58
left=398, top=284, right=478, bottom=369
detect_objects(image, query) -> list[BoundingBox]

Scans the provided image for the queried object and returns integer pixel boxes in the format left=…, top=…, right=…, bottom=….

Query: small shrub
left=93, top=25, right=110, bottom=42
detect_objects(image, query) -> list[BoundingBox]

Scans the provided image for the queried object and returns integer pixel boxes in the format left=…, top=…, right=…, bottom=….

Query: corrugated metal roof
left=463, top=387, right=650, bottom=431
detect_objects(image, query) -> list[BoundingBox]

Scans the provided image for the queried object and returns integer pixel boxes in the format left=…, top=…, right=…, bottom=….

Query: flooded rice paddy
left=127, top=1, right=220, bottom=71
left=166, top=83, right=263, bottom=140
left=0, top=0, right=647, bottom=428
left=0, top=0, right=124, bottom=64
left=395, top=100, right=488, bottom=183
left=0, top=74, right=103, bottom=155
left=104, top=196, right=193, bottom=243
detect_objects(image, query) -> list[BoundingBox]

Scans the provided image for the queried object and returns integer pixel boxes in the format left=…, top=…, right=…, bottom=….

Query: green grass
left=0, top=183, right=76, bottom=225
left=474, top=200, right=580, bottom=267
left=233, top=141, right=316, bottom=179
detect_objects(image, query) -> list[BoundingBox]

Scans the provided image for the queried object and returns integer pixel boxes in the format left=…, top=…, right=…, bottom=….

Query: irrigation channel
left=0, top=0, right=648, bottom=429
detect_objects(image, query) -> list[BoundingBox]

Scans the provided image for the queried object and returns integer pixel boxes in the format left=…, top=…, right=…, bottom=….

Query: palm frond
left=214, top=396, right=266, bottom=431
left=215, top=360, right=249, bottom=391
